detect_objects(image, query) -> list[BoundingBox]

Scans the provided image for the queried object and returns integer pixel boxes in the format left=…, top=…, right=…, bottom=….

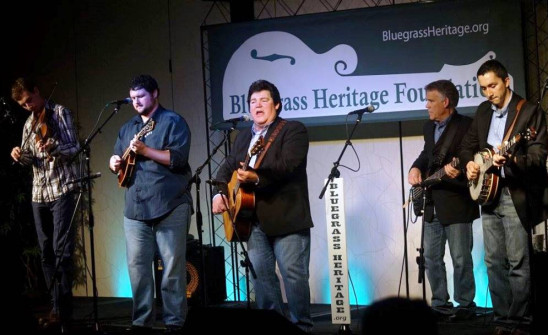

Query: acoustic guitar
left=468, top=127, right=536, bottom=205
left=411, top=157, right=459, bottom=217
left=223, top=136, right=264, bottom=242
left=118, top=120, right=156, bottom=187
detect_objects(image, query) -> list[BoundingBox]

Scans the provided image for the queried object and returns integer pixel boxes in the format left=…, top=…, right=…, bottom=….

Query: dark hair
left=425, top=79, right=459, bottom=109
left=129, top=74, right=160, bottom=96
left=247, top=79, right=282, bottom=114
left=361, top=297, right=438, bottom=335
left=11, top=77, right=38, bottom=101
left=477, top=59, right=509, bottom=81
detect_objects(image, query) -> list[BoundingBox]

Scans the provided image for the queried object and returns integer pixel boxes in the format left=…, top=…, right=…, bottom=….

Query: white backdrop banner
left=204, top=0, right=523, bottom=127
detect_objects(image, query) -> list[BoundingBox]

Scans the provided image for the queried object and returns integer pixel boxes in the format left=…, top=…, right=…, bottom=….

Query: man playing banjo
left=459, top=59, right=547, bottom=334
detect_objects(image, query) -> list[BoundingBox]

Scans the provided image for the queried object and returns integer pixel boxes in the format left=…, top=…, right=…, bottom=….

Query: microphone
left=206, top=179, right=227, bottom=186
left=65, top=172, right=102, bottom=185
left=109, top=98, right=132, bottom=105
left=348, top=105, right=376, bottom=115
left=210, top=115, right=251, bottom=129
left=224, top=115, right=251, bottom=123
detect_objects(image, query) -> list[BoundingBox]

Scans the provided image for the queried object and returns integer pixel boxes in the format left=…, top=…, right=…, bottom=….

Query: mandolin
left=118, top=120, right=156, bottom=187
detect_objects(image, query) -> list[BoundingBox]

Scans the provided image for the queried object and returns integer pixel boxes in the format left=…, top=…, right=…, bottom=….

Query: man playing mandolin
left=459, top=59, right=548, bottom=334
left=109, top=74, right=193, bottom=334
left=408, top=79, right=479, bottom=321
left=212, top=80, right=314, bottom=333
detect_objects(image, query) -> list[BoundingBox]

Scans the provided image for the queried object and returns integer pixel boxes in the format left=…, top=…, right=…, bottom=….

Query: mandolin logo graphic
left=221, top=31, right=513, bottom=120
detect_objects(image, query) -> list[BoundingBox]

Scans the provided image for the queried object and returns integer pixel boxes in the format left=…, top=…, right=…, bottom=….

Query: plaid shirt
left=19, top=100, right=80, bottom=203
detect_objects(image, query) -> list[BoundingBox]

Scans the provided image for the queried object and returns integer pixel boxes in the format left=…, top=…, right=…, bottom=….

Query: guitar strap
left=502, top=98, right=526, bottom=144
left=253, top=119, right=287, bottom=169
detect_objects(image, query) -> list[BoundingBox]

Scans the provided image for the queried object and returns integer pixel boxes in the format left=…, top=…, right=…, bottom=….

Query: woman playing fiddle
left=9, top=77, right=80, bottom=332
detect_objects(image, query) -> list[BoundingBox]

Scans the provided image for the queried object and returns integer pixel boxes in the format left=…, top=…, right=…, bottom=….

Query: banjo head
left=469, top=149, right=494, bottom=202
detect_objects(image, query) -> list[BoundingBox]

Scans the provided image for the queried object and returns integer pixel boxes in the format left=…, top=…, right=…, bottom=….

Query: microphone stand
left=237, top=232, right=256, bottom=310
left=319, top=112, right=364, bottom=199
left=413, top=177, right=442, bottom=302
left=186, top=127, right=233, bottom=307
left=210, top=120, right=256, bottom=309
left=539, top=79, right=548, bottom=251
left=398, top=122, right=410, bottom=298
left=41, top=182, right=83, bottom=333
left=68, top=102, right=125, bottom=332
left=416, top=185, right=428, bottom=302
left=217, top=191, right=257, bottom=309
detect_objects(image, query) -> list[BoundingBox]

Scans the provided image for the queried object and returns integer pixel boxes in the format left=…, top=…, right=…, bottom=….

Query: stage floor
left=19, top=296, right=501, bottom=334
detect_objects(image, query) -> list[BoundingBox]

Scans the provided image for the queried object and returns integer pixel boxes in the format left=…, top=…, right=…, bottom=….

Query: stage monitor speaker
left=186, top=244, right=227, bottom=306
left=183, top=306, right=307, bottom=334
left=154, top=243, right=226, bottom=307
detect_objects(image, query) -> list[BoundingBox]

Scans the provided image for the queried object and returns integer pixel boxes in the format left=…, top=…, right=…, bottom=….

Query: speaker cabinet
left=182, top=306, right=306, bottom=334
left=186, top=244, right=227, bottom=306
left=154, top=243, right=226, bottom=307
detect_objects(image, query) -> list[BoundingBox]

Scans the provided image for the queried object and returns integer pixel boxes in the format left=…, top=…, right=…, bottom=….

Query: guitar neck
left=425, top=158, right=459, bottom=182
left=241, top=153, right=252, bottom=171
left=499, top=135, right=520, bottom=156
left=428, top=167, right=447, bottom=180
left=478, top=136, right=521, bottom=172
left=233, top=153, right=252, bottom=195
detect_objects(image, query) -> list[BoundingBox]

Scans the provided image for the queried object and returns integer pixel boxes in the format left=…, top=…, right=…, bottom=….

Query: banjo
left=468, top=127, right=536, bottom=205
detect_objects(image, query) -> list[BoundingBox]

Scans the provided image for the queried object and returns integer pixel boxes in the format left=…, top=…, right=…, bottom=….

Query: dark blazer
left=214, top=117, right=314, bottom=236
left=459, top=92, right=548, bottom=227
left=411, top=111, right=480, bottom=225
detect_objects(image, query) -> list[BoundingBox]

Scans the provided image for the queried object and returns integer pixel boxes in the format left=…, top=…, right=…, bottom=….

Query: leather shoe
left=449, top=307, right=476, bottom=322
left=125, top=325, right=153, bottom=334
left=494, top=326, right=512, bottom=335
left=493, top=325, right=530, bottom=335
left=164, top=325, right=183, bottom=334
left=60, top=321, right=73, bottom=334
left=431, top=303, right=454, bottom=314
left=431, top=304, right=454, bottom=321
left=38, top=310, right=61, bottom=330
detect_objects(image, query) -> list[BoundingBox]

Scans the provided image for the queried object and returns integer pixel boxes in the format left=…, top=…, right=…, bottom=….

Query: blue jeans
left=247, top=225, right=313, bottom=332
left=124, top=202, right=191, bottom=328
left=482, top=188, right=531, bottom=324
left=424, top=216, right=475, bottom=310
left=32, top=191, right=77, bottom=322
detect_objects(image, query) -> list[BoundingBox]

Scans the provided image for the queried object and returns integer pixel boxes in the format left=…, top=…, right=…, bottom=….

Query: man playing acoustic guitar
left=212, top=80, right=314, bottom=333
left=459, top=59, right=548, bottom=334
left=408, top=79, right=479, bottom=321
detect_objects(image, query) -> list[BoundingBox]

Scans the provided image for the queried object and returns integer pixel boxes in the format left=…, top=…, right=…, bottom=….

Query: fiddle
left=33, top=108, right=54, bottom=161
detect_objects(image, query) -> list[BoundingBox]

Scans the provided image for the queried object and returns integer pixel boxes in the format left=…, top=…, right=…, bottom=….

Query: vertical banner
left=325, top=178, right=351, bottom=324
